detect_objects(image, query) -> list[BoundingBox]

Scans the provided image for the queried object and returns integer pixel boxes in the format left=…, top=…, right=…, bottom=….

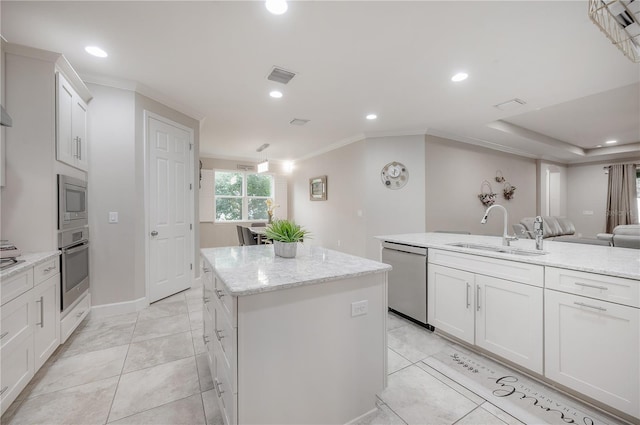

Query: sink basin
left=447, top=242, right=548, bottom=256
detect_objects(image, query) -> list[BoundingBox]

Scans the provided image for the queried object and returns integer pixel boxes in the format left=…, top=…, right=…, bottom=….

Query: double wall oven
left=58, top=175, right=89, bottom=314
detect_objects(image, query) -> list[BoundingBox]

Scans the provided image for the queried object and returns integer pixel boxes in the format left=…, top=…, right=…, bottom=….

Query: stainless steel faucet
left=481, top=204, right=518, bottom=246
left=533, top=216, right=544, bottom=250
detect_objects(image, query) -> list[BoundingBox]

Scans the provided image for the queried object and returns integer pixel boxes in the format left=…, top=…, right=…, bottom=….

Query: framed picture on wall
left=309, top=176, right=327, bottom=201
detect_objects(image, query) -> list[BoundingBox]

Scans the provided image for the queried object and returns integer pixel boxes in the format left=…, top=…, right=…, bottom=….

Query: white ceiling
left=2, top=1, right=639, bottom=164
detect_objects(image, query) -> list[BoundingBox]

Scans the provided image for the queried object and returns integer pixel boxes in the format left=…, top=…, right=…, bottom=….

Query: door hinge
left=189, top=183, right=193, bottom=190
left=190, top=263, right=193, bottom=270
left=189, top=144, right=193, bottom=151
left=190, top=223, right=193, bottom=230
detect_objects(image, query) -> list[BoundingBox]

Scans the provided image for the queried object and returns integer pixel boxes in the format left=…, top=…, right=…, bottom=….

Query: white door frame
left=143, top=110, right=195, bottom=305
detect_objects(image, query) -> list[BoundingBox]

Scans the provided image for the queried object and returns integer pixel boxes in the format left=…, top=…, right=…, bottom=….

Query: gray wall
left=87, top=84, right=200, bottom=307
left=425, top=135, right=537, bottom=236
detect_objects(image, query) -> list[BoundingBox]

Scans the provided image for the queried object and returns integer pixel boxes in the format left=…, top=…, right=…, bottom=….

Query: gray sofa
left=513, top=216, right=611, bottom=246
left=597, top=224, right=640, bottom=249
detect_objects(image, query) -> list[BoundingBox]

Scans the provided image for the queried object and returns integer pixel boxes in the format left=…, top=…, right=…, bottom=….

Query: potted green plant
left=264, top=219, right=310, bottom=258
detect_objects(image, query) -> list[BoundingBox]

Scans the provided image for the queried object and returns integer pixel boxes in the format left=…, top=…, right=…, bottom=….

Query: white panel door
left=545, top=289, right=640, bottom=418
left=148, top=116, right=192, bottom=302
left=475, top=275, right=543, bottom=374
left=427, top=264, right=474, bottom=344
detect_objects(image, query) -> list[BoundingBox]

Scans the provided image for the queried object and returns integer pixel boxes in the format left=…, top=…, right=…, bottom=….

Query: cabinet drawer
left=60, top=293, right=90, bottom=344
left=546, top=267, right=639, bottom=308
left=34, top=257, right=60, bottom=286
left=0, top=328, right=34, bottom=416
left=1, top=269, right=33, bottom=306
left=429, top=249, right=544, bottom=287
left=214, top=303, right=237, bottom=390
left=214, top=274, right=236, bottom=325
left=0, top=291, right=32, bottom=351
left=212, top=343, right=237, bottom=425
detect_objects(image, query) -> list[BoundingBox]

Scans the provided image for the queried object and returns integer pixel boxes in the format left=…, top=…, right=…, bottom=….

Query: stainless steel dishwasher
left=381, top=241, right=431, bottom=329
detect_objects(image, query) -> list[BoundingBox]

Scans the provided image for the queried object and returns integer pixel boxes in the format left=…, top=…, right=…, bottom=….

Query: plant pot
left=273, top=241, right=297, bottom=258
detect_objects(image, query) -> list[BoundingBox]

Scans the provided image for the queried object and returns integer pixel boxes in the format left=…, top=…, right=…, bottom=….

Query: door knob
left=151, top=230, right=158, bottom=236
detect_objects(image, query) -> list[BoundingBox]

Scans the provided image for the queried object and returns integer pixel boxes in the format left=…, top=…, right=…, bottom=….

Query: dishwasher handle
left=381, top=241, right=427, bottom=256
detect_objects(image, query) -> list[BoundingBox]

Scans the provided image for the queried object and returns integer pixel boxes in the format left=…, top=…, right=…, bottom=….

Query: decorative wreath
left=503, top=182, right=516, bottom=200
left=478, top=180, right=497, bottom=207
left=495, top=170, right=505, bottom=183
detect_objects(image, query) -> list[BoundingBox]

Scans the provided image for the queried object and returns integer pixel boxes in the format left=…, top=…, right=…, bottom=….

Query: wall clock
left=381, top=161, right=409, bottom=189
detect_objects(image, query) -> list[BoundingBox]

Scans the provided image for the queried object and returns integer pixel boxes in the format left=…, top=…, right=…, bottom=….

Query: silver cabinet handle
left=78, top=137, right=82, bottom=160
left=76, top=310, right=85, bottom=318
left=215, top=289, right=225, bottom=299
left=0, top=386, right=8, bottom=396
left=203, top=335, right=210, bottom=344
left=36, top=296, right=44, bottom=328
left=574, top=282, right=608, bottom=291
left=574, top=302, right=607, bottom=312
left=214, top=379, right=225, bottom=398
left=203, top=267, right=211, bottom=273
left=466, top=283, right=470, bottom=309
left=0, top=331, right=9, bottom=340
left=150, top=230, right=158, bottom=237
left=203, top=297, right=210, bottom=303
left=43, top=266, right=55, bottom=273
left=476, top=286, right=481, bottom=311
left=73, top=137, right=79, bottom=158
left=215, top=329, right=225, bottom=341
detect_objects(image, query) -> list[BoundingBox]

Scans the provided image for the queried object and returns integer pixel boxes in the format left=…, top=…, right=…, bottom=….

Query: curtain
left=605, top=163, right=638, bottom=233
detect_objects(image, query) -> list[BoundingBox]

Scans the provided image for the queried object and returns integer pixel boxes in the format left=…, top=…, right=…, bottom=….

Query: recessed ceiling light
left=605, top=140, right=617, bottom=144
left=269, top=90, right=283, bottom=99
left=451, top=72, right=468, bottom=82
left=366, top=114, right=377, bottom=120
left=84, top=46, right=108, bottom=58
left=265, top=0, right=288, bottom=15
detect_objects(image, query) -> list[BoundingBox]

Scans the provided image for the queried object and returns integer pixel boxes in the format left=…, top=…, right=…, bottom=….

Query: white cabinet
left=33, top=274, right=60, bottom=371
left=56, top=72, right=88, bottom=171
left=545, top=268, right=639, bottom=419
left=428, top=250, right=544, bottom=374
left=0, top=256, right=60, bottom=415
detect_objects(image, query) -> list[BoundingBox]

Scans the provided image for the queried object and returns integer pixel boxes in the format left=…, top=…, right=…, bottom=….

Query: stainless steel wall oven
left=59, top=227, right=90, bottom=312
left=58, top=175, right=88, bottom=230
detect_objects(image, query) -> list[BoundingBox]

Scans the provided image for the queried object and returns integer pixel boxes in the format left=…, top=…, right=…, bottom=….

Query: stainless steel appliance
left=59, top=227, right=89, bottom=312
left=381, top=241, right=431, bottom=329
left=58, top=175, right=88, bottom=230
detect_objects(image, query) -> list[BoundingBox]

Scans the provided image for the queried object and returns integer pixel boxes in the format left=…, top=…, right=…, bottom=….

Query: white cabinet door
left=545, top=289, right=640, bottom=418
left=33, top=274, right=60, bottom=371
left=56, top=72, right=88, bottom=171
left=475, top=275, right=543, bottom=374
left=72, top=96, right=88, bottom=171
left=56, top=72, right=75, bottom=167
left=428, top=264, right=474, bottom=344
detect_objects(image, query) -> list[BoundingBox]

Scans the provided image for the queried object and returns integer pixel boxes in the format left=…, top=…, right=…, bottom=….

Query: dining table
left=249, top=226, right=270, bottom=244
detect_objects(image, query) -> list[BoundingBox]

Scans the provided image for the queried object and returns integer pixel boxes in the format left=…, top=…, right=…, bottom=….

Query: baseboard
left=90, top=296, right=148, bottom=319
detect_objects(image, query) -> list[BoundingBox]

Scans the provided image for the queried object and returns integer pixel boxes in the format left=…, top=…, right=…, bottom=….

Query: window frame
left=213, top=169, right=274, bottom=223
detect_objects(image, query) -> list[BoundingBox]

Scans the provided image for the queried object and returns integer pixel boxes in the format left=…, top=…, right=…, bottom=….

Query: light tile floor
left=0, top=281, right=592, bottom=425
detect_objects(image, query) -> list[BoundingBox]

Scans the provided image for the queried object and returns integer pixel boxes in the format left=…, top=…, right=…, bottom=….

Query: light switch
left=109, top=212, right=119, bottom=223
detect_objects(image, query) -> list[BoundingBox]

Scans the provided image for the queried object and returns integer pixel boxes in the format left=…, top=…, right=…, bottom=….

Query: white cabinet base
left=60, top=292, right=90, bottom=344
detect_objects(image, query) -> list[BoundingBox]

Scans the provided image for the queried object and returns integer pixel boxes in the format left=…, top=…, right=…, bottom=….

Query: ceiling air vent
left=237, top=164, right=256, bottom=171
left=290, top=118, right=310, bottom=126
left=493, top=98, right=526, bottom=111
left=267, top=67, right=296, bottom=84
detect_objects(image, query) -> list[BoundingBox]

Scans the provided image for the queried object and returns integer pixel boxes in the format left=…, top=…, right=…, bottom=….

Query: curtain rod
left=603, top=163, right=640, bottom=170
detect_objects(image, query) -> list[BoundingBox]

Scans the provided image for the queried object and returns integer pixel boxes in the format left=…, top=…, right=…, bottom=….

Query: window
left=214, top=170, right=273, bottom=222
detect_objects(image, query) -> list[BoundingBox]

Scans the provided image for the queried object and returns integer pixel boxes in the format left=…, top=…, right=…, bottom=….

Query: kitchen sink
left=447, top=242, right=548, bottom=256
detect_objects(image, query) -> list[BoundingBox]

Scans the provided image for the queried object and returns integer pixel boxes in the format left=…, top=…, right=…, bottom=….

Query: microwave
left=58, top=175, right=88, bottom=230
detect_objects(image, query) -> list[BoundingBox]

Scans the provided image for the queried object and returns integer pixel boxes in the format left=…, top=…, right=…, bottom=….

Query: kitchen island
left=377, top=232, right=639, bottom=423
left=200, top=244, right=391, bottom=425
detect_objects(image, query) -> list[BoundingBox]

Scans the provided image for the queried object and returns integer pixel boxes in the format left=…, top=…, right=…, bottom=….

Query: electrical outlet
left=582, top=210, right=594, bottom=215
left=351, top=300, right=368, bottom=317
left=109, top=212, right=119, bottom=223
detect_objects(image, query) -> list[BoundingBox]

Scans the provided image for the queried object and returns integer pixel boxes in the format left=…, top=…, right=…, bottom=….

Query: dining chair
left=242, top=226, right=258, bottom=245
left=236, top=225, right=245, bottom=246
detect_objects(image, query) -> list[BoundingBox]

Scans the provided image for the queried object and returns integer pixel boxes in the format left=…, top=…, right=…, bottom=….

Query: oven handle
left=63, top=242, right=89, bottom=255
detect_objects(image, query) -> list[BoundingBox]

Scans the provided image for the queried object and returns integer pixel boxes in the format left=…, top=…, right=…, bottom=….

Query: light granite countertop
left=201, top=244, right=391, bottom=296
left=376, top=233, right=640, bottom=280
left=0, top=251, right=61, bottom=280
